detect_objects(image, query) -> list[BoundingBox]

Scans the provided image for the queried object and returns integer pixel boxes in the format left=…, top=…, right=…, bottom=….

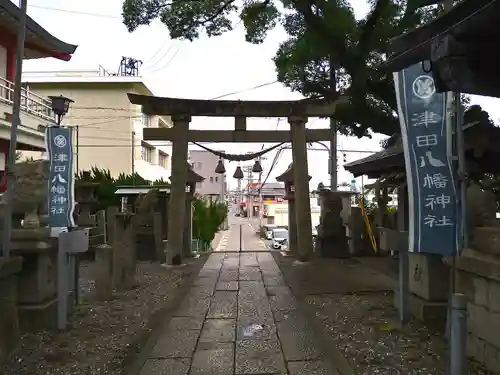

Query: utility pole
left=258, top=156, right=263, bottom=227
left=131, top=131, right=135, bottom=185
left=2, top=0, right=28, bottom=258
left=329, top=57, right=338, bottom=191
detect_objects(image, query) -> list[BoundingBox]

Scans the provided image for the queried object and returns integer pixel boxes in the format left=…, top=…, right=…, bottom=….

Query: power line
left=144, top=44, right=177, bottom=70
left=28, top=4, right=120, bottom=19
left=146, top=47, right=181, bottom=73
left=210, top=81, right=278, bottom=100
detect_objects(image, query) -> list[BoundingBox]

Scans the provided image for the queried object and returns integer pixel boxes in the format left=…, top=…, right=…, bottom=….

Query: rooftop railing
left=0, top=76, right=56, bottom=123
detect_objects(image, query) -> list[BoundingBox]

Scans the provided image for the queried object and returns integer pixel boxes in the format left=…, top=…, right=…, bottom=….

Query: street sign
left=46, top=126, right=75, bottom=228
left=59, top=229, right=89, bottom=254
left=394, top=63, right=459, bottom=256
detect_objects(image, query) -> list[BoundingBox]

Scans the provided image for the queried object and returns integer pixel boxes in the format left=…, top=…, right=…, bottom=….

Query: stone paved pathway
left=138, top=252, right=338, bottom=375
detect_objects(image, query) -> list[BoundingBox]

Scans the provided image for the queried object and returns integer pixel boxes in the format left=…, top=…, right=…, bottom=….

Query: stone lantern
left=276, top=163, right=311, bottom=256
left=75, top=171, right=99, bottom=227
left=183, top=163, right=204, bottom=257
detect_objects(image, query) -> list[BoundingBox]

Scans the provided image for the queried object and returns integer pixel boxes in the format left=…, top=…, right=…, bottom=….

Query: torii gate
left=127, top=94, right=347, bottom=263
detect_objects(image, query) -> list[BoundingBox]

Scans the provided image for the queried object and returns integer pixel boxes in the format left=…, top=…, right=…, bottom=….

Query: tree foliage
left=121, top=0, right=455, bottom=137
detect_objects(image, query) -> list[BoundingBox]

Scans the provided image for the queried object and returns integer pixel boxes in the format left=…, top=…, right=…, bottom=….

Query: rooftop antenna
left=118, top=56, right=143, bottom=77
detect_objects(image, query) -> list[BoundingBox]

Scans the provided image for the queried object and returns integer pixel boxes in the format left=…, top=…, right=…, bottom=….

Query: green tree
left=122, top=0, right=443, bottom=137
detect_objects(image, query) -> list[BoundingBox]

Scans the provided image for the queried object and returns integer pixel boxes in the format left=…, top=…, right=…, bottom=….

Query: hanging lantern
left=233, top=166, right=244, bottom=179
left=214, top=158, right=226, bottom=174
left=251, top=159, right=263, bottom=173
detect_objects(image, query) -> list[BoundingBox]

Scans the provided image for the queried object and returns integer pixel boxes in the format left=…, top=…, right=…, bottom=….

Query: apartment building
left=22, top=61, right=172, bottom=181
left=189, top=149, right=226, bottom=199
left=0, top=0, right=76, bottom=188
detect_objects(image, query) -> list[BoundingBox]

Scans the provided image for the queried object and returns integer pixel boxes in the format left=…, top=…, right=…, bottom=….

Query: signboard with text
left=46, top=126, right=75, bottom=228
left=394, top=63, right=459, bottom=256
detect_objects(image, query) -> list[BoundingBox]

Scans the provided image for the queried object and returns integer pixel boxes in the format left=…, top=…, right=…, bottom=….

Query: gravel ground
left=307, top=292, right=491, bottom=375
left=1, top=259, right=203, bottom=375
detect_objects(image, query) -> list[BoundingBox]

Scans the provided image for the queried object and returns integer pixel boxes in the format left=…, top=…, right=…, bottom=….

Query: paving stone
left=216, top=281, right=239, bottom=291
left=263, top=275, right=286, bottom=286
left=277, top=328, right=323, bottom=361
left=266, top=286, right=293, bottom=297
left=198, top=269, right=221, bottom=279
left=238, top=299, right=273, bottom=321
left=287, top=360, right=336, bottom=375
left=175, top=297, right=210, bottom=317
left=190, top=342, right=234, bottom=375
left=151, top=330, right=200, bottom=358
left=200, top=319, right=236, bottom=342
left=235, top=339, right=286, bottom=374
left=207, top=291, right=238, bottom=318
left=239, top=268, right=262, bottom=281
left=166, top=316, right=204, bottom=331
left=239, top=281, right=267, bottom=296
left=219, top=270, right=239, bottom=281
left=139, top=358, right=190, bottom=375
left=237, top=317, right=277, bottom=341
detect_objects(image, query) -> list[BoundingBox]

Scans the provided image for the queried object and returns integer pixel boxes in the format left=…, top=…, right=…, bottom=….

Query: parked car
left=271, top=228, right=289, bottom=250
left=260, top=224, right=277, bottom=240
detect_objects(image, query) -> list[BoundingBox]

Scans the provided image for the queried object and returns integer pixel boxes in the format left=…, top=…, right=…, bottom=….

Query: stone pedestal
left=315, top=191, right=349, bottom=258
left=399, top=253, right=449, bottom=325
left=288, top=199, right=297, bottom=255
left=113, top=213, right=136, bottom=290
left=0, top=256, right=22, bottom=363
left=8, top=228, right=64, bottom=331
left=93, top=244, right=113, bottom=300
left=348, top=207, right=370, bottom=255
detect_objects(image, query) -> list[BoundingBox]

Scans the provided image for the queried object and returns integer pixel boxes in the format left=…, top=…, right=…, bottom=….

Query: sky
left=19, top=0, right=500, bottom=190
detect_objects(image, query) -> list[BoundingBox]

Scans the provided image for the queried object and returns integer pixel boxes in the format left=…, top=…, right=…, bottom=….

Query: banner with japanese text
left=46, top=126, right=75, bottom=228
left=393, top=63, right=459, bottom=256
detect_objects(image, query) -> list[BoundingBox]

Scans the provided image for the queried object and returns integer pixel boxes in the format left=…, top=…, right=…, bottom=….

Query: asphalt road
left=214, top=209, right=269, bottom=252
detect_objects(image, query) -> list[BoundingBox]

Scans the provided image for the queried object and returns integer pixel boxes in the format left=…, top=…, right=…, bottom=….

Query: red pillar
left=6, top=47, right=16, bottom=81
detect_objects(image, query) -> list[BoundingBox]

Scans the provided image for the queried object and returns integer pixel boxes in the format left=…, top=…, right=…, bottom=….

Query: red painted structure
left=0, top=0, right=77, bottom=191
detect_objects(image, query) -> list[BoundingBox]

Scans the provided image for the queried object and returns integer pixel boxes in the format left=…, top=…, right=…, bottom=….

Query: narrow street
left=215, top=214, right=268, bottom=252
left=136, top=219, right=338, bottom=375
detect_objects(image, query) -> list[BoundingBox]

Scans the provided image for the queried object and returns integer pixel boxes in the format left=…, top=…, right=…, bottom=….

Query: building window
left=210, top=177, right=214, bottom=183
left=215, top=176, right=219, bottom=182
left=141, top=144, right=154, bottom=163
left=158, top=151, right=169, bottom=169
left=141, top=113, right=152, bottom=127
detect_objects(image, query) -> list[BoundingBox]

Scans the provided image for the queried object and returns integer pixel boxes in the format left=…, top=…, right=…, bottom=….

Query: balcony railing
left=0, top=76, right=56, bottom=122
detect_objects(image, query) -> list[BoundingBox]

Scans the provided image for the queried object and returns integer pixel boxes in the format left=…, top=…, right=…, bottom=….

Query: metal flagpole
left=2, top=0, right=28, bottom=258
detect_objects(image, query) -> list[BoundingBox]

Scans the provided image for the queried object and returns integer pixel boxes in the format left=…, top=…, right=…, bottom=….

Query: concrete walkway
left=137, top=252, right=338, bottom=375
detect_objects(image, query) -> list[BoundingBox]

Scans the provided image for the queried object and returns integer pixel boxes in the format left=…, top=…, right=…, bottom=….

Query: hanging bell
left=233, top=166, right=244, bottom=179
left=214, top=158, right=226, bottom=174
left=251, top=159, right=263, bottom=173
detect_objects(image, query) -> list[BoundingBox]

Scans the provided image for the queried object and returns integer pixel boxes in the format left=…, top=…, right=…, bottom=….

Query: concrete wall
left=23, top=81, right=172, bottom=180
left=189, top=149, right=225, bottom=197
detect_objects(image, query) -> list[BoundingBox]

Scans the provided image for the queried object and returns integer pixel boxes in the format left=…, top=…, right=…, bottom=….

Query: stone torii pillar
left=276, top=163, right=311, bottom=256
left=166, top=115, right=190, bottom=265
left=289, top=116, right=314, bottom=262
left=183, top=164, right=204, bottom=258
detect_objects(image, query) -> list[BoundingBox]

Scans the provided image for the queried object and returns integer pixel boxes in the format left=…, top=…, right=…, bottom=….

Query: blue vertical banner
left=46, top=126, right=75, bottom=228
left=394, top=63, right=458, bottom=256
